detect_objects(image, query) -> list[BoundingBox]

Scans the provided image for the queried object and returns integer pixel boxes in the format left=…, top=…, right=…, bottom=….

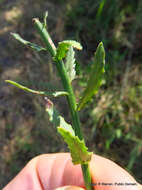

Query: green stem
left=82, top=164, right=93, bottom=190
left=55, top=60, right=83, bottom=139
left=33, top=18, right=93, bottom=190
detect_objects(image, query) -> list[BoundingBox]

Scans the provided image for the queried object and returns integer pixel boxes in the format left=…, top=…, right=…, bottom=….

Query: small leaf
left=52, top=91, right=69, bottom=97
left=45, top=99, right=92, bottom=165
left=11, top=33, right=46, bottom=52
left=65, top=46, right=76, bottom=82
left=127, top=143, right=141, bottom=170
left=56, top=40, right=82, bottom=60
left=77, top=42, right=105, bottom=111
left=43, top=11, right=48, bottom=28
left=60, top=40, right=82, bottom=50
left=5, top=80, right=68, bottom=97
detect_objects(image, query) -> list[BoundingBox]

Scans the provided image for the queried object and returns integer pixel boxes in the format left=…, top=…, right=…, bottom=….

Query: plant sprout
left=6, top=12, right=105, bottom=190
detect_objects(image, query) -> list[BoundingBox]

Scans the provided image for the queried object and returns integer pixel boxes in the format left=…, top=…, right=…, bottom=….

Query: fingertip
left=89, top=155, right=140, bottom=190
left=3, top=155, right=42, bottom=190
left=54, top=185, right=84, bottom=190
left=138, top=184, right=142, bottom=190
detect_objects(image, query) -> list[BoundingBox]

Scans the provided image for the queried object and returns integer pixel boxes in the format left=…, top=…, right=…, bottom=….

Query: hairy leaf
left=78, top=42, right=105, bottom=111
left=56, top=40, right=82, bottom=60
left=11, top=33, right=46, bottom=52
left=5, top=80, right=68, bottom=97
left=65, top=46, right=76, bottom=82
left=45, top=99, right=92, bottom=165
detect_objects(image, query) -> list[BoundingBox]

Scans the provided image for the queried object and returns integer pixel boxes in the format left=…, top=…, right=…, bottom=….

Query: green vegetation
left=6, top=12, right=106, bottom=189
left=0, top=0, right=142, bottom=187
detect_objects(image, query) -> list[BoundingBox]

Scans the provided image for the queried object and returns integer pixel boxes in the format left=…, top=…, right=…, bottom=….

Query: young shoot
left=6, top=12, right=105, bottom=190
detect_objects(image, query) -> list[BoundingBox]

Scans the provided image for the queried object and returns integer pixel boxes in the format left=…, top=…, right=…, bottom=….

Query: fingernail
left=55, top=185, right=84, bottom=190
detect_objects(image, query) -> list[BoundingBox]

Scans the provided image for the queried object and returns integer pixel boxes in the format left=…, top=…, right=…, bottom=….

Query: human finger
left=90, top=154, right=141, bottom=190
left=3, top=153, right=141, bottom=190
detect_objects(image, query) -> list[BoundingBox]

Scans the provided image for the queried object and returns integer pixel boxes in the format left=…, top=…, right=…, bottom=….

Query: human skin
left=3, top=153, right=142, bottom=190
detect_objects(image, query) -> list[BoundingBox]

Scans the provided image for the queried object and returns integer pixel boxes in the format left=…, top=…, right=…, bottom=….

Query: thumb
left=89, top=155, right=141, bottom=190
left=55, top=186, right=84, bottom=190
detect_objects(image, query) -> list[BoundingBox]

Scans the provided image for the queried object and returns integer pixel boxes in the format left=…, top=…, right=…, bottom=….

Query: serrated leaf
left=56, top=40, right=82, bottom=60
left=11, top=33, right=46, bottom=52
left=65, top=46, right=76, bottom=82
left=45, top=99, right=92, bottom=165
left=57, top=127, right=93, bottom=165
left=77, top=42, right=105, bottom=111
left=5, top=80, right=68, bottom=97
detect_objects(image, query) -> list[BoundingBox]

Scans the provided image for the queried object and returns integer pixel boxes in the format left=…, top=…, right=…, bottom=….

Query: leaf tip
left=45, top=11, right=48, bottom=17
left=98, top=41, right=105, bottom=52
left=99, top=41, right=103, bottom=46
left=10, top=32, right=14, bottom=36
left=5, top=79, right=11, bottom=84
left=32, top=18, right=39, bottom=24
left=10, top=32, right=18, bottom=38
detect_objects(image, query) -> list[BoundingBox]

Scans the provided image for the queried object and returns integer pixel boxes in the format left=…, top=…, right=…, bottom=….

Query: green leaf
left=11, top=33, right=46, bottom=52
left=43, top=11, right=48, bottom=28
left=5, top=80, right=68, bottom=97
left=60, top=40, right=82, bottom=50
left=52, top=91, right=69, bottom=97
left=45, top=99, right=92, bottom=165
left=65, top=46, right=76, bottom=82
left=77, top=42, right=105, bottom=111
left=56, top=40, right=82, bottom=60
left=127, top=143, right=141, bottom=170
left=58, top=127, right=93, bottom=165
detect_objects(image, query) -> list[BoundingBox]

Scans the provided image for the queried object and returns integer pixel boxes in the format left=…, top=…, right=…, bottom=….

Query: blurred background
left=0, top=0, right=142, bottom=187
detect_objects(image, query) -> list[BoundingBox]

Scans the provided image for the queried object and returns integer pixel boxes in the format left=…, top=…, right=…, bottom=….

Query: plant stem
left=33, top=18, right=93, bottom=190
left=82, top=164, right=93, bottom=190
left=56, top=60, right=83, bottom=139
